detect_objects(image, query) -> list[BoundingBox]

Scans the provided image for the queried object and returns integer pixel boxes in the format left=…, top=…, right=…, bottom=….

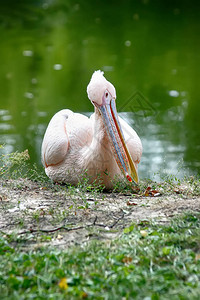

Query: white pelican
left=41, top=70, right=142, bottom=189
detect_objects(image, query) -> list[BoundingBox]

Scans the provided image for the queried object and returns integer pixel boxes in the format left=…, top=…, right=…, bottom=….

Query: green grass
left=0, top=214, right=200, bottom=299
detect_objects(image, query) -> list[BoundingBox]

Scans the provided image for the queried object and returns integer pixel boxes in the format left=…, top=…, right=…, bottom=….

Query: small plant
left=32, top=210, right=41, bottom=223
left=27, top=163, right=50, bottom=185
left=0, top=148, right=30, bottom=178
left=70, top=171, right=105, bottom=209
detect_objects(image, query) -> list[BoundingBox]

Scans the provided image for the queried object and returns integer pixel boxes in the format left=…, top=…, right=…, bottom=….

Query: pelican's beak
left=97, top=97, right=138, bottom=185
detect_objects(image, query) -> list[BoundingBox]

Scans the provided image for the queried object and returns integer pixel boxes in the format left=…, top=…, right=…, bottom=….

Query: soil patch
left=0, top=178, right=200, bottom=249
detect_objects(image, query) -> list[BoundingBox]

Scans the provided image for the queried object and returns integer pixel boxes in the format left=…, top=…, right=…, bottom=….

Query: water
left=0, top=0, right=200, bottom=181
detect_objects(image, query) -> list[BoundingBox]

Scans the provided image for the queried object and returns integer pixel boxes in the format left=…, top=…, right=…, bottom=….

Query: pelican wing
left=42, top=109, right=93, bottom=168
left=42, top=109, right=71, bottom=167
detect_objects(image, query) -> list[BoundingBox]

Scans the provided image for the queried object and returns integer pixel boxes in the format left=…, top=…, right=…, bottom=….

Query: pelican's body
left=42, top=71, right=142, bottom=189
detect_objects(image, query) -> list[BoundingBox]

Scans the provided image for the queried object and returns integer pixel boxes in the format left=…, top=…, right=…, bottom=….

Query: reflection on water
left=0, top=0, right=200, bottom=180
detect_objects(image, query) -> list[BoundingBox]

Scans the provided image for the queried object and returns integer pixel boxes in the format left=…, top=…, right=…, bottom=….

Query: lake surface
left=0, top=0, right=200, bottom=181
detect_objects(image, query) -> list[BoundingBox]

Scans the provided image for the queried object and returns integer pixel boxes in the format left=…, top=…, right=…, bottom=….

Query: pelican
left=41, top=70, right=142, bottom=189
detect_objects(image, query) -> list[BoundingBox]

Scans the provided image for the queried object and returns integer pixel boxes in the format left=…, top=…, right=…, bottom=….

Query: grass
left=0, top=214, right=200, bottom=299
left=0, top=149, right=200, bottom=299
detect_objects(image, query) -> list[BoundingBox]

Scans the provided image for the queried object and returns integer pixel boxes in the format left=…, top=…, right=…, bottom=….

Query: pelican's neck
left=81, top=107, right=112, bottom=172
left=93, top=107, right=109, bottom=145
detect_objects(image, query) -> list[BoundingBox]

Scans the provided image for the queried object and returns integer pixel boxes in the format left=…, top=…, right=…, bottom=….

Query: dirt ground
left=0, top=178, right=200, bottom=249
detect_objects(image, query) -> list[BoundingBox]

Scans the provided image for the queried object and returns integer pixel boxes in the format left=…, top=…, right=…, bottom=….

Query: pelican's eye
left=102, top=90, right=111, bottom=105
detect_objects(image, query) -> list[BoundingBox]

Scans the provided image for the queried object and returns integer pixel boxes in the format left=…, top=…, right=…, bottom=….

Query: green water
left=0, top=0, right=200, bottom=180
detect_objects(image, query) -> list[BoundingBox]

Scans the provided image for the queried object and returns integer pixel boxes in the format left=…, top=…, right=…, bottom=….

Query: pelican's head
left=87, top=70, right=116, bottom=106
left=87, top=70, right=139, bottom=185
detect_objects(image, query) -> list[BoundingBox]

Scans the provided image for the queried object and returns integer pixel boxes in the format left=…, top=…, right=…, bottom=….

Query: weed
left=0, top=149, right=30, bottom=178
left=32, top=210, right=41, bottom=223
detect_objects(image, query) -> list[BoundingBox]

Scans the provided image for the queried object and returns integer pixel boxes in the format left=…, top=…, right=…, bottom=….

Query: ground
left=0, top=177, right=200, bottom=249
